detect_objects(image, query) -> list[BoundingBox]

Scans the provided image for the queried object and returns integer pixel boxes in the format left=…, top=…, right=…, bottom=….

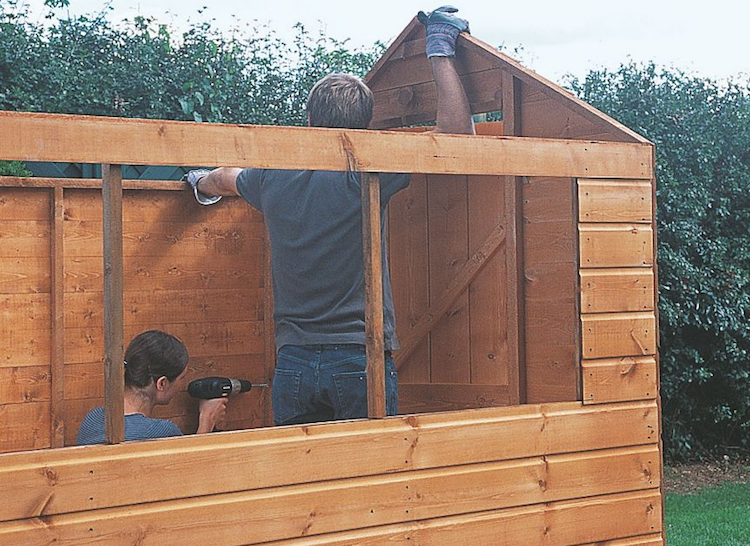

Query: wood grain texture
left=371, top=68, right=504, bottom=128
left=427, top=174, right=470, bottom=383
left=0, top=400, right=658, bottom=522
left=0, top=111, right=653, bottom=178
left=583, top=357, right=658, bottom=404
left=578, top=179, right=653, bottom=223
left=395, top=221, right=506, bottom=372
left=523, top=178, right=579, bottom=404
left=0, top=220, right=49, bottom=257
left=388, top=174, right=430, bottom=382
left=581, top=268, right=655, bottom=313
left=399, top=384, right=509, bottom=414
left=580, top=225, right=654, bottom=268
left=467, top=175, right=509, bottom=386
left=50, top=186, right=65, bottom=447
left=582, top=312, right=657, bottom=360
left=0, top=367, right=50, bottom=404
left=0, top=449, right=659, bottom=545
left=361, top=173, right=386, bottom=418
left=102, top=164, right=124, bottom=444
left=0, top=401, right=51, bottom=453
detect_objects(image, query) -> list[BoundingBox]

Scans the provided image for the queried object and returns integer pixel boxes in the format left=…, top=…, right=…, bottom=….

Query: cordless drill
left=188, top=377, right=267, bottom=399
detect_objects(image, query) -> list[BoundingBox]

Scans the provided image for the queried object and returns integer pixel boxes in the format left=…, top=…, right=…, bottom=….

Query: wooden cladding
left=578, top=177, right=659, bottom=405
left=579, top=179, right=652, bottom=223
left=0, top=111, right=653, bottom=178
left=579, top=224, right=653, bottom=268
left=583, top=357, right=658, bottom=404
left=0, top=187, right=270, bottom=452
left=0, top=401, right=660, bottom=545
left=581, top=268, right=655, bottom=313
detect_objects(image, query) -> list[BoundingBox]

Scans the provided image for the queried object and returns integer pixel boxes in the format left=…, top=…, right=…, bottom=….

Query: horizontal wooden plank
left=260, top=491, right=662, bottom=546
left=0, top=111, right=653, bottom=178
left=64, top=220, right=262, bottom=257
left=0, top=293, right=50, bottom=328
left=65, top=253, right=264, bottom=293
left=0, top=366, right=50, bottom=404
left=578, top=179, right=653, bottom=223
left=0, top=328, right=51, bottom=368
left=63, top=289, right=263, bottom=328
left=0, top=449, right=660, bottom=545
left=582, top=312, right=657, bottom=360
left=63, top=189, right=262, bottom=223
left=579, top=533, right=663, bottom=546
left=0, top=401, right=50, bottom=453
left=580, top=225, right=654, bottom=268
left=399, top=384, right=509, bottom=414
left=64, top=321, right=266, bottom=364
left=0, top=256, right=50, bottom=294
left=0, top=400, right=658, bottom=522
left=0, top=176, right=184, bottom=191
left=581, top=268, right=655, bottom=313
left=583, top=357, right=658, bottom=405
left=0, top=187, right=51, bottom=220
left=0, top=220, right=49, bottom=257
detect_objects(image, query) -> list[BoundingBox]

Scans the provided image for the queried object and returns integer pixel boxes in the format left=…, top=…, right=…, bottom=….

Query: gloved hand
left=185, top=169, right=222, bottom=205
left=417, top=6, right=470, bottom=58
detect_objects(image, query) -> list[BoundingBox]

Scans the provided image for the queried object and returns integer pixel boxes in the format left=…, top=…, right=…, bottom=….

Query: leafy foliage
left=0, top=4, right=383, bottom=125
left=569, top=64, right=750, bottom=460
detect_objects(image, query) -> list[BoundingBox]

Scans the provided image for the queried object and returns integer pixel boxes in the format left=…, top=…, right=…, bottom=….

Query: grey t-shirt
left=236, top=169, right=410, bottom=351
left=76, top=406, right=182, bottom=445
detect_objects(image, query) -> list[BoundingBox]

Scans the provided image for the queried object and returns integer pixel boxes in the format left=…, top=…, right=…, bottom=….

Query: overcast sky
left=20, top=0, right=750, bottom=83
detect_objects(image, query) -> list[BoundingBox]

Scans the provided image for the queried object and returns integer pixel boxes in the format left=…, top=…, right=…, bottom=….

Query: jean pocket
left=272, top=368, right=304, bottom=425
left=332, top=371, right=368, bottom=420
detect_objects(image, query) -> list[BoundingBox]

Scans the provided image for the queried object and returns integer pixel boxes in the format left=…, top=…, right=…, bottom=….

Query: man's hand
left=418, top=6, right=470, bottom=58
left=185, top=169, right=223, bottom=205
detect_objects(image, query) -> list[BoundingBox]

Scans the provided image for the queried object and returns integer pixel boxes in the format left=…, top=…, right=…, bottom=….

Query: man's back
left=236, top=169, right=409, bottom=351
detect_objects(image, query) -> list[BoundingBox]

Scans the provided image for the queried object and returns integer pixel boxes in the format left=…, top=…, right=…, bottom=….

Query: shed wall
left=0, top=187, right=271, bottom=451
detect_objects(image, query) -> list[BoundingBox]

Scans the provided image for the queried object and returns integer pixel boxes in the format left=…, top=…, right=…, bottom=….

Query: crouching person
left=77, top=330, right=227, bottom=445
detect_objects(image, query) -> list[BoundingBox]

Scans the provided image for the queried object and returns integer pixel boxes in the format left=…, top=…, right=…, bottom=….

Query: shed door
left=388, top=172, right=522, bottom=414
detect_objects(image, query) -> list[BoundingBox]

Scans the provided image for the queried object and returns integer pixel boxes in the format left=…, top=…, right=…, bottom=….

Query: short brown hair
left=306, top=73, right=374, bottom=129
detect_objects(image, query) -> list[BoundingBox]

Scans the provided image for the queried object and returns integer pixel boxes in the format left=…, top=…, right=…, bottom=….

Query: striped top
left=76, top=406, right=183, bottom=445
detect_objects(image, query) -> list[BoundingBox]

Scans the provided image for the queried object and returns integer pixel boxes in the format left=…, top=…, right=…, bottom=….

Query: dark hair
left=124, top=330, right=188, bottom=389
left=306, top=73, right=374, bottom=129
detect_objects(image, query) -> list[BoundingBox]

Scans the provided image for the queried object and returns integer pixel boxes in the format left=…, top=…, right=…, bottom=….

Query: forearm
left=197, top=167, right=243, bottom=197
left=431, top=57, right=475, bottom=135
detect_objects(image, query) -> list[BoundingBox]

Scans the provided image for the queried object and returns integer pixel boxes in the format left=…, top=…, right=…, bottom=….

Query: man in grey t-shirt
left=188, top=7, right=474, bottom=425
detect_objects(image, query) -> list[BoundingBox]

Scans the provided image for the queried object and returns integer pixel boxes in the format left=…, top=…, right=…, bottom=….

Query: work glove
left=417, top=6, right=470, bottom=58
left=185, top=169, right=222, bottom=205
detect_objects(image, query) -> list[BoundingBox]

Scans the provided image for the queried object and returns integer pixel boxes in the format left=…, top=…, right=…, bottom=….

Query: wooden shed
left=0, top=18, right=663, bottom=545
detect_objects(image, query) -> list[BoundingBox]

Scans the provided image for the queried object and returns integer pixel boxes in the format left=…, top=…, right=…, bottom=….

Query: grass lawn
left=666, top=481, right=750, bottom=545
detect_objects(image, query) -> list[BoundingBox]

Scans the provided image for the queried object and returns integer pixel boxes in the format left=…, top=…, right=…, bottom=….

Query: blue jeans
left=272, top=344, right=398, bottom=426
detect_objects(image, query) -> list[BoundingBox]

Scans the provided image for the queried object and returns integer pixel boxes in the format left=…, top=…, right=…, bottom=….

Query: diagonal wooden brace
left=395, top=222, right=507, bottom=370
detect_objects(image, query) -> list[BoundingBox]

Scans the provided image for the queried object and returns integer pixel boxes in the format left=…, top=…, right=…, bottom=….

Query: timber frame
left=0, top=20, right=663, bottom=546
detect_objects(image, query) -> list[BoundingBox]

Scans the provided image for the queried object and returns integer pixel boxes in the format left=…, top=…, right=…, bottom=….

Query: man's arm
left=419, top=6, right=475, bottom=135
left=197, top=167, right=243, bottom=197
left=185, top=167, right=242, bottom=205
left=431, top=56, right=475, bottom=135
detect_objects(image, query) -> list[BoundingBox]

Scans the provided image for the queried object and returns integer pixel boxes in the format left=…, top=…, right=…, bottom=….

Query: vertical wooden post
left=263, top=231, right=275, bottom=426
left=361, top=172, right=387, bottom=418
left=50, top=186, right=66, bottom=447
left=102, top=164, right=125, bottom=444
left=503, top=72, right=526, bottom=405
